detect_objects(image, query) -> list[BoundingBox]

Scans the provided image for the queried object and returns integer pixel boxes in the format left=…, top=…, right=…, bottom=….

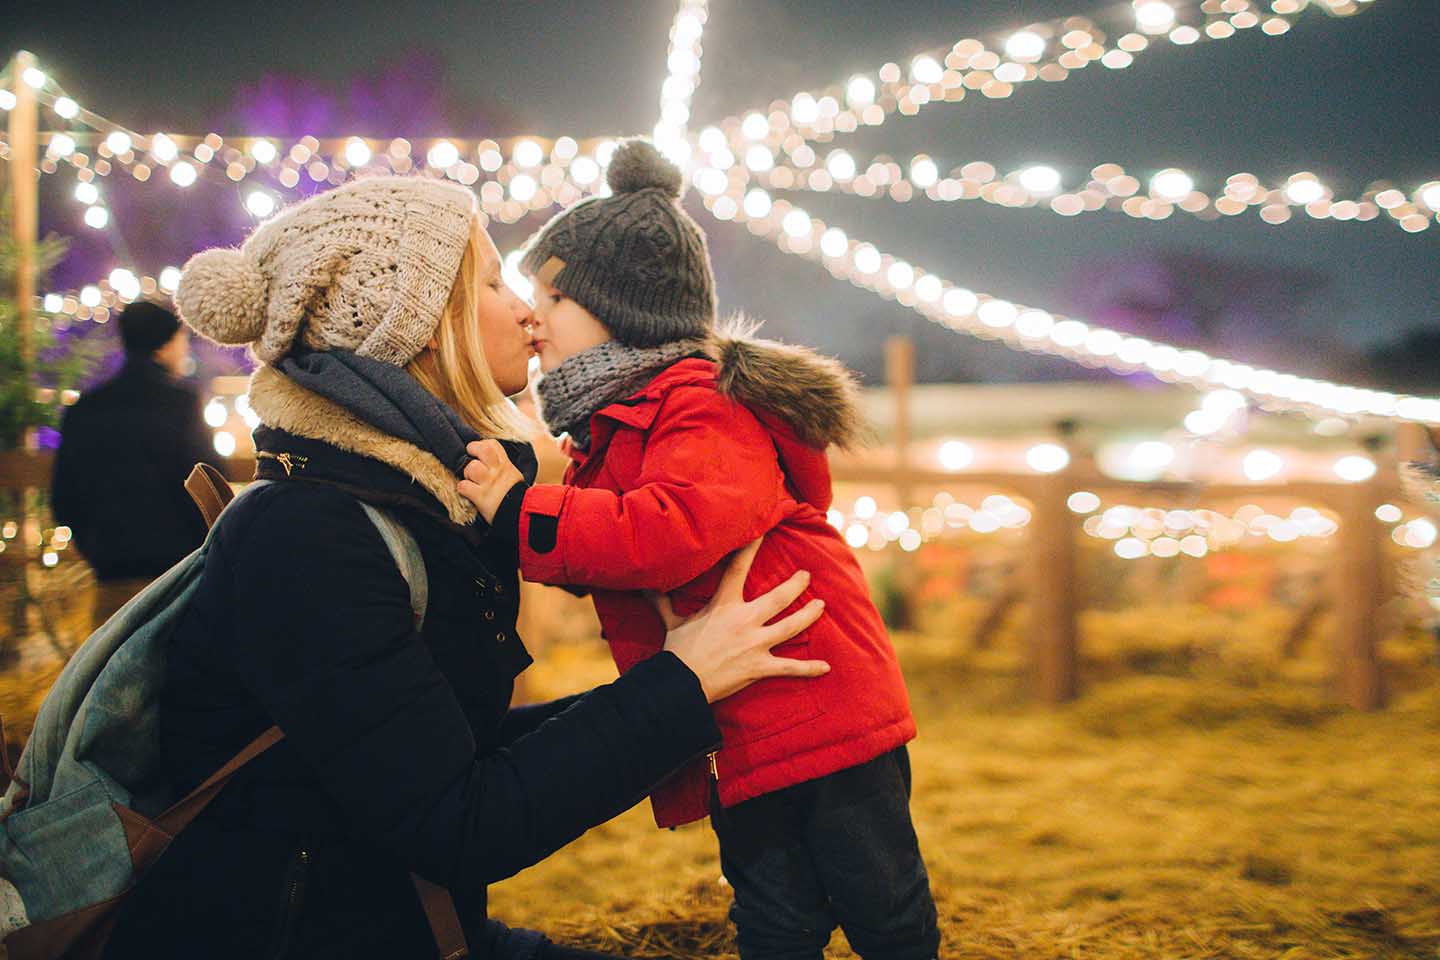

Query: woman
left=102, top=176, right=827, bottom=959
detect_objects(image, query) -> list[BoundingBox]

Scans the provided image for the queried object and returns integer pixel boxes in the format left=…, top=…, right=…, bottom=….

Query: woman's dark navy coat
left=103, top=419, right=720, bottom=959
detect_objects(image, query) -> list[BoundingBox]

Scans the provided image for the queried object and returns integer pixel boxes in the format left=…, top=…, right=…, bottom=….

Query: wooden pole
left=885, top=336, right=914, bottom=509
left=883, top=336, right=917, bottom=630
left=1029, top=469, right=1079, bottom=703
left=8, top=51, right=40, bottom=381
left=1330, top=481, right=1386, bottom=710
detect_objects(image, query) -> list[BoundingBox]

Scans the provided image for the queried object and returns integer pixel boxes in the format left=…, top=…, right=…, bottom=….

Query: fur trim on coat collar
left=709, top=320, right=868, bottom=450
left=247, top=364, right=478, bottom=525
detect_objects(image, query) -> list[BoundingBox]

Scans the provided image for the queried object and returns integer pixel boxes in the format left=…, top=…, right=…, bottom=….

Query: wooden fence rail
left=0, top=356, right=1421, bottom=711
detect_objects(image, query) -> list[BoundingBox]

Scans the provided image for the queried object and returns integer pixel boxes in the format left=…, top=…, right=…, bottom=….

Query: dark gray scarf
left=277, top=349, right=537, bottom=482
left=534, top=339, right=706, bottom=450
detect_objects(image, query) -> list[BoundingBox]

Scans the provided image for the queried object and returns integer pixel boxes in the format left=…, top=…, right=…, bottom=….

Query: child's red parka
left=515, top=335, right=915, bottom=827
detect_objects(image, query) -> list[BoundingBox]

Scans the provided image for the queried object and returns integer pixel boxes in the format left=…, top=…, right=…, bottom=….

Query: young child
left=460, top=140, right=939, bottom=960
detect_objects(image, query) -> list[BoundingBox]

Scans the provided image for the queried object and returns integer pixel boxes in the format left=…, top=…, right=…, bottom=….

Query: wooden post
left=8, top=51, right=40, bottom=379
left=1028, top=470, right=1079, bottom=703
left=1331, top=481, right=1386, bottom=710
left=883, top=336, right=916, bottom=630
left=885, top=337, right=914, bottom=509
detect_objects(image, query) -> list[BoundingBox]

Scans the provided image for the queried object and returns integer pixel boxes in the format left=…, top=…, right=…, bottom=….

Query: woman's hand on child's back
left=460, top=439, right=525, bottom=524
left=658, top=540, right=829, bottom=703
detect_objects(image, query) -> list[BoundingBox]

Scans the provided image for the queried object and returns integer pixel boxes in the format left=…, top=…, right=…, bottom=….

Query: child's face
left=531, top=282, right=612, bottom=372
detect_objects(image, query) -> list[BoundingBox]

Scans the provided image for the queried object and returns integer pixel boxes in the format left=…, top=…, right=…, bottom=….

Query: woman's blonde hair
left=407, top=216, right=529, bottom=440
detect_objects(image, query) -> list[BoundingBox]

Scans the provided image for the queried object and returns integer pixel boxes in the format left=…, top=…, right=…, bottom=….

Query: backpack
left=0, top=465, right=466, bottom=959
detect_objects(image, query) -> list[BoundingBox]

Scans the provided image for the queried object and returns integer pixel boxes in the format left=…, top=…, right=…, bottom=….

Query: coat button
left=496, top=632, right=507, bottom=644
left=484, top=610, right=495, bottom=621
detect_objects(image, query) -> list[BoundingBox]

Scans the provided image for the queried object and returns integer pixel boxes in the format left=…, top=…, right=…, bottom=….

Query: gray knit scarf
left=277, top=349, right=537, bottom=482
left=535, top=339, right=707, bottom=450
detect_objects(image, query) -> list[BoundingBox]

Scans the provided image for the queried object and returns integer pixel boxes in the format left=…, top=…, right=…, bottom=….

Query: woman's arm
left=225, top=491, right=823, bottom=892
left=498, top=694, right=584, bottom=745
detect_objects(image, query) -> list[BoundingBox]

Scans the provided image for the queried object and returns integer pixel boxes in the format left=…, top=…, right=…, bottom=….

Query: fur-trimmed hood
left=708, top=325, right=868, bottom=451
left=247, top=364, right=480, bottom=525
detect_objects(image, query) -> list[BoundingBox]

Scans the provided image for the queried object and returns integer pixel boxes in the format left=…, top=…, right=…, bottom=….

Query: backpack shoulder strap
left=184, top=463, right=233, bottom=529
left=359, top=503, right=429, bottom=632
left=186, top=463, right=426, bottom=628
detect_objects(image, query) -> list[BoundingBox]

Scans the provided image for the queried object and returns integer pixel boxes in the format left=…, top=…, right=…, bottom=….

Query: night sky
left=5, top=0, right=1437, bottom=387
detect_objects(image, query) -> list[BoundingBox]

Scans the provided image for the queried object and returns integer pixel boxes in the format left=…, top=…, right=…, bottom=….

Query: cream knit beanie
left=176, top=176, right=476, bottom=366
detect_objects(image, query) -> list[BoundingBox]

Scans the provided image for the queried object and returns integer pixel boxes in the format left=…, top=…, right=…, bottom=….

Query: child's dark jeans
left=709, top=746, right=940, bottom=960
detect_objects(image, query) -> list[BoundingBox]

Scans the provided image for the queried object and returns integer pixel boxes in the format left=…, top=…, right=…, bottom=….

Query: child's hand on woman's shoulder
left=460, top=439, right=525, bottom=525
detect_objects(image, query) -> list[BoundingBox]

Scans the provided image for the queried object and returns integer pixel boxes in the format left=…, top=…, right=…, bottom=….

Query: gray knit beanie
left=520, top=139, right=716, bottom=347
left=176, top=176, right=476, bottom=367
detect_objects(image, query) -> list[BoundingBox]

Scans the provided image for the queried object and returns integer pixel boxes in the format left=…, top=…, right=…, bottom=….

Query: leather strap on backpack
left=151, top=726, right=286, bottom=839
left=185, top=462, right=234, bottom=529
left=411, top=874, right=471, bottom=959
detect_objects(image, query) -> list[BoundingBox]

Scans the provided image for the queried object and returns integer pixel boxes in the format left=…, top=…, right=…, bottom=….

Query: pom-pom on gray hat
left=176, top=176, right=477, bottom=367
left=520, top=139, right=717, bottom=347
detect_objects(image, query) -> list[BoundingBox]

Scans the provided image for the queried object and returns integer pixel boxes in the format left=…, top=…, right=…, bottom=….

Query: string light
left=1082, top=500, right=1341, bottom=557
left=751, top=153, right=1436, bottom=234
left=34, top=265, right=182, bottom=325
left=18, top=56, right=618, bottom=233
left=655, top=0, right=708, bottom=167
left=168, top=161, right=197, bottom=187
left=150, top=132, right=178, bottom=162
left=342, top=137, right=371, bottom=168
left=938, top=440, right=975, bottom=470
left=697, top=189, right=1440, bottom=425
left=27, top=120, right=616, bottom=227
left=710, top=0, right=1375, bottom=158
left=1332, top=454, right=1377, bottom=482
left=244, top=190, right=277, bottom=218
left=1136, top=1, right=1178, bottom=33
left=1026, top=443, right=1071, bottom=473
left=820, top=487, right=1389, bottom=557
left=1241, top=448, right=1285, bottom=481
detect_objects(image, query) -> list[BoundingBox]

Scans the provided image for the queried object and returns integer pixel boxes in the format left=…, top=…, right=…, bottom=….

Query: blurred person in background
left=51, top=300, right=222, bottom=627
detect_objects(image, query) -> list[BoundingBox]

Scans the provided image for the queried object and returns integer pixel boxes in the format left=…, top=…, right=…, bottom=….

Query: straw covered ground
left=493, top=635, right=1440, bottom=960
left=1, top=589, right=1437, bottom=958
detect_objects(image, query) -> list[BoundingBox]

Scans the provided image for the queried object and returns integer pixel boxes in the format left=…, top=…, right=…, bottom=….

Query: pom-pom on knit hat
left=519, top=139, right=716, bottom=347
left=176, top=176, right=477, bottom=367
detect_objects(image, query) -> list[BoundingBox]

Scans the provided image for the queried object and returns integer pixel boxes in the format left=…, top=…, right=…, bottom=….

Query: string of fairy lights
left=652, top=1, right=709, bottom=168
left=708, top=0, right=1378, bottom=153
left=8, top=0, right=1440, bottom=571
left=746, top=152, right=1440, bottom=234
left=18, top=0, right=1439, bottom=429
left=819, top=489, right=1437, bottom=557
left=0, top=61, right=630, bottom=237
left=696, top=184, right=1440, bottom=425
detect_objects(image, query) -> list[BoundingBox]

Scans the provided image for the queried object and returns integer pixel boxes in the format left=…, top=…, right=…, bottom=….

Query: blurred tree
left=0, top=194, right=103, bottom=452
